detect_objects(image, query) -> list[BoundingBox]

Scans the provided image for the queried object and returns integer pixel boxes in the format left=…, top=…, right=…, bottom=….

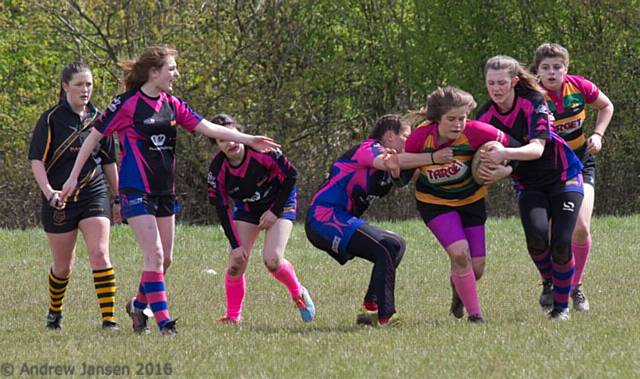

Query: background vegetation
left=2, top=0, right=639, bottom=228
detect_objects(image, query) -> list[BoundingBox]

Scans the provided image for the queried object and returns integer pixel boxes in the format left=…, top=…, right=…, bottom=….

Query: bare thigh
left=127, top=215, right=164, bottom=272
left=263, top=219, right=293, bottom=270
left=79, top=216, right=111, bottom=270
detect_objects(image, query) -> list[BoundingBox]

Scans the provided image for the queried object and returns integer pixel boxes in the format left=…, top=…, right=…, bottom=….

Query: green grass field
left=1, top=216, right=639, bottom=378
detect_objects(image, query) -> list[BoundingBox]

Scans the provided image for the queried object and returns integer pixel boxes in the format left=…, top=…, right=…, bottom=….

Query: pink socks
left=451, top=268, right=481, bottom=317
left=225, top=271, right=246, bottom=321
left=572, top=237, right=591, bottom=286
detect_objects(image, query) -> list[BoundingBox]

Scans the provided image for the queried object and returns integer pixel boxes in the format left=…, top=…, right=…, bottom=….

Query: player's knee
left=450, top=249, right=471, bottom=270
left=87, top=248, right=109, bottom=267
left=263, top=256, right=282, bottom=272
left=53, top=266, right=72, bottom=278
left=228, top=254, right=248, bottom=276
left=381, top=233, right=406, bottom=267
left=572, top=226, right=590, bottom=242
left=551, top=242, right=572, bottom=265
left=526, top=237, right=548, bottom=256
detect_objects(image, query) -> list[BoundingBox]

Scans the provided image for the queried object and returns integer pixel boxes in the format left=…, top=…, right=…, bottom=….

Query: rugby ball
left=471, top=141, right=505, bottom=186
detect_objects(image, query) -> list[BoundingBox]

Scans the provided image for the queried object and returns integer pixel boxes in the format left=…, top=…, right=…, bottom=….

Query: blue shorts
left=233, top=188, right=297, bottom=225
left=305, top=204, right=365, bottom=264
left=120, top=193, right=180, bottom=221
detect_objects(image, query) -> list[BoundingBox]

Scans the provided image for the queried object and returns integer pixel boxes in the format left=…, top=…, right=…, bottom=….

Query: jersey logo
left=535, top=103, right=549, bottom=114
left=207, top=172, right=216, bottom=188
left=150, top=134, right=166, bottom=147
left=562, top=201, right=575, bottom=212
left=107, top=96, right=122, bottom=112
left=424, top=160, right=468, bottom=184
left=144, top=118, right=156, bottom=125
left=331, top=236, right=341, bottom=253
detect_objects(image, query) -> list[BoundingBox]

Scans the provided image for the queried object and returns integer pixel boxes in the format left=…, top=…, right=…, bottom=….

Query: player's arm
left=194, top=120, right=279, bottom=153
left=60, top=128, right=104, bottom=201
left=588, top=91, right=614, bottom=154
left=31, top=160, right=63, bottom=208
left=485, top=139, right=545, bottom=164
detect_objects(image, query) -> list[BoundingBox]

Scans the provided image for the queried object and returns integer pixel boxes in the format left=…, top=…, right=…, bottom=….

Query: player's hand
left=482, top=144, right=506, bottom=165
left=478, top=163, right=512, bottom=185
left=47, top=190, right=66, bottom=210
left=60, top=176, right=78, bottom=203
left=382, top=149, right=401, bottom=178
left=248, top=136, right=280, bottom=153
left=230, top=246, right=249, bottom=261
left=587, top=133, right=603, bottom=154
left=112, top=203, right=122, bottom=224
left=433, top=147, right=454, bottom=164
left=258, top=210, right=278, bottom=230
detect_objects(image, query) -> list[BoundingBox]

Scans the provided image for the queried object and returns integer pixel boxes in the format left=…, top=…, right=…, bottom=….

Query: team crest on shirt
left=107, top=96, right=122, bottom=112
left=207, top=172, right=217, bottom=188
left=423, top=160, right=468, bottom=184
left=535, top=103, right=549, bottom=115
left=150, top=134, right=166, bottom=147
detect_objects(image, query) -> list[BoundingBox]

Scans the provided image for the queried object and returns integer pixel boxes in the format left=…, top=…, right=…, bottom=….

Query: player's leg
left=79, top=213, right=118, bottom=330
left=218, top=220, right=259, bottom=323
left=548, top=189, right=583, bottom=320
left=45, top=230, right=78, bottom=330
left=518, top=190, right=553, bottom=310
left=571, top=182, right=594, bottom=311
left=126, top=213, right=176, bottom=334
left=347, top=223, right=405, bottom=326
left=263, top=219, right=315, bottom=322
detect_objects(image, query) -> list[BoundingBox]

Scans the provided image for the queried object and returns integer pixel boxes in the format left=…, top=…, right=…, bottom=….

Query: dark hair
left=121, top=45, right=178, bottom=91
left=368, top=114, right=407, bottom=140
left=208, top=113, right=244, bottom=145
left=406, top=86, right=476, bottom=126
left=59, top=61, right=90, bottom=102
left=484, top=55, right=544, bottom=94
left=531, top=43, right=570, bottom=74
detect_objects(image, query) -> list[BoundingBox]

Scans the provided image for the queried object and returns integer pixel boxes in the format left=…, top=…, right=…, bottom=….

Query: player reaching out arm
left=477, top=55, right=584, bottom=320
left=60, top=45, right=278, bottom=336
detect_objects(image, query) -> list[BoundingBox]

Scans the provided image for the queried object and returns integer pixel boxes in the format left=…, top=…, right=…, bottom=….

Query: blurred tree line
left=1, top=0, right=638, bottom=228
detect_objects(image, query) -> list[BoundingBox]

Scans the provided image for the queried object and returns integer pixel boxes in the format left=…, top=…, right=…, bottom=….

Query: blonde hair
left=406, top=86, right=477, bottom=126
left=484, top=55, right=544, bottom=95
left=120, top=45, right=178, bottom=91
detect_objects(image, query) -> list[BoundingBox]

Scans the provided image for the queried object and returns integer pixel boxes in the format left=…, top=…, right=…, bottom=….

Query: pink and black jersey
left=543, top=74, right=600, bottom=156
left=309, top=139, right=394, bottom=217
left=476, top=87, right=582, bottom=190
left=207, top=148, right=297, bottom=248
left=405, top=120, right=513, bottom=207
left=95, top=88, right=203, bottom=195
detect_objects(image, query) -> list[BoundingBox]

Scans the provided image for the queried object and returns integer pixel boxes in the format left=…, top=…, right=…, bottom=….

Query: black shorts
left=581, top=152, right=596, bottom=187
left=41, top=193, right=111, bottom=233
left=416, top=199, right=487, bottom=228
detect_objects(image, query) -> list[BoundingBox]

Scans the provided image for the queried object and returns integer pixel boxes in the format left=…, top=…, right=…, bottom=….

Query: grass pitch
left=1, top=216, right=639, bottom=378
